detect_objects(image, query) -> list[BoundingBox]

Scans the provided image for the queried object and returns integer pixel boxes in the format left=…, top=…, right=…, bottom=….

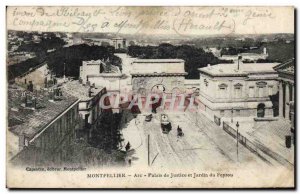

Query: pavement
left=121, top=111, right=270, bottom=170
left=224, top=117, right=294, bottom=169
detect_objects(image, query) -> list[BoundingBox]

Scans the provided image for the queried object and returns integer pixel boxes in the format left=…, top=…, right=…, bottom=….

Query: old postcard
left=6, top=6, right=295, bottom=188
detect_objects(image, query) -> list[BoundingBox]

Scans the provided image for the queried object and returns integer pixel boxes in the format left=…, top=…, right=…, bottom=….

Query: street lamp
left=236, top=121, right=240, bottom=162
left=231, top=108, right=234, bottom=123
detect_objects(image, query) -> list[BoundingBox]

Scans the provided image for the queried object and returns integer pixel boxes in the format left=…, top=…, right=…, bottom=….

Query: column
left=292, top=83, right=295, bottom=101
left=285, top=82, right=290, bottom=120
left=279, top=81, right=283, bottom=117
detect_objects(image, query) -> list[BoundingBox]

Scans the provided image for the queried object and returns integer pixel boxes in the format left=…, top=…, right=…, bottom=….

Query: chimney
left=88, top=87, right=93, bottom=97
left=19, top=132, right=28, bottom=151
left=24, top=94, right=28, bottom=107
left=86, top=81, right=90, bottom=87
left=44, top=77, right=48, bottom=88
left=237, top=55, right=242, bottom=70
left=49, top=89, right=54, bottom=101
left=33, top=96, right=37, bottom=109
left=27, top=81, right=33, bottom=92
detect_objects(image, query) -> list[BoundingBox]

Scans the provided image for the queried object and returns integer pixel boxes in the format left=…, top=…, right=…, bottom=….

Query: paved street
left=121, top=111, right=270, bottom=170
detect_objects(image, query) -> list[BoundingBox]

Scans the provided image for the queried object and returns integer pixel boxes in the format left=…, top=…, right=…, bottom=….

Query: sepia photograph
left=5, top=6, right=295, bottom=189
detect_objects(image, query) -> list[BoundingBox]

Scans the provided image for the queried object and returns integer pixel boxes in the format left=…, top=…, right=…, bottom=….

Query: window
left=249, top=86, right=254, bottom=98
left=234, top=83, right=243, bottom=98
left=256, top=82, right=267, bottom=98
left=236, top=110, right=241, bottom=116
left=218, top=83, right=228, bottom=98
left=268, top=86, right=273, bottom=96
left=258, top=86, right=265, bottom=98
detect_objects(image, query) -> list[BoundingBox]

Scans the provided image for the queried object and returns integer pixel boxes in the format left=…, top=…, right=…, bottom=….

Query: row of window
left=218, top=84, right=274, bottom=98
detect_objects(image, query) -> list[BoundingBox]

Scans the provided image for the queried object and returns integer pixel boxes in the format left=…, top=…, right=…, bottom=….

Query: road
left=121, top=111, right=270, bottom=170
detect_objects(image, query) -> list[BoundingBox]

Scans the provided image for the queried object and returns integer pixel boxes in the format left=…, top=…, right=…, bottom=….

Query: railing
left=222, top=121, right=268, bottom=161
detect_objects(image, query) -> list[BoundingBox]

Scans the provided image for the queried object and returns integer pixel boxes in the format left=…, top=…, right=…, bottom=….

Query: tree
left=47, top=45, right=122, bottom=78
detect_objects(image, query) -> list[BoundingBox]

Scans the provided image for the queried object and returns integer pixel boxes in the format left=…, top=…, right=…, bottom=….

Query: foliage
left=7, top=57, right=45, bottom=80
left=47, top=45, right=122, bottom=78
left=89, top=112, right=124, bottom=153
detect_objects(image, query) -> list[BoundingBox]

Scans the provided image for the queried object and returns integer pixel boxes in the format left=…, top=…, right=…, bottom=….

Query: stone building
left=8, top=84, right=80, bottom=166
left=14, top=62, right=50, bottom=90
left=198, top=61, right=280, bottom=120
left=273, top=59, right=295, bottom=122
left=219, top=47, right=268, bottom=62
left=131, top=59, right=187, bottom=95
left=130, top=59, right=188, bottom=112
left=61, top=80, right=108, bottom=140
left=79, top=60, right=105, bottom=83
left=111, top=37, right=127, bottom=50
left=80, top=60, right=122, bottom=90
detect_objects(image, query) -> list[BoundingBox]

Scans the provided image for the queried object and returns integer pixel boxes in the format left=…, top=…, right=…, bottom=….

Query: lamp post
left=231, top=108, right=234, bottom=123
left=236, top=121, right=240, bottom=162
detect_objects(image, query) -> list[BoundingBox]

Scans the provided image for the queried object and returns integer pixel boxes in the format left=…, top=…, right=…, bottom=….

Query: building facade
left=61, top=80, right=108, bottom=140
left=80, top=60, right=105, bottom=83
left=8, top=85, right=80, bottom=166
left=198, top=62, right=280, bottom=120
left=14, top=62, right=50, bottom=90
left=131, top=59, right=187, bottom=95
left=111, top=38, right=127, bottom=50
left=274, top=59, right=295, bottom=122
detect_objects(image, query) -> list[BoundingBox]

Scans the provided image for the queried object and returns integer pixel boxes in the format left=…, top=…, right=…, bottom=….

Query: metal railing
left=222, top=121, right=268, bottom=161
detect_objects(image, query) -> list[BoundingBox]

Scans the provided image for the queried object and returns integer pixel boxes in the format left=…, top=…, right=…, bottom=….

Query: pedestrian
left=125, top=142, right=131, bottom=152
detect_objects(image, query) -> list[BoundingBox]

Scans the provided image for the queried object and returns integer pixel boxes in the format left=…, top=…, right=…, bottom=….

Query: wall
left=80, top=60, right=102, bottom=83
left=11, top=102, right=80, bottom=166
left=199, top=72, right=278, bottom=118
left=131, top=60, right=185, bottom=74
left=88, top=75, right=121, bottom=92
left=132, top=76, right=186, bottom=95
left=15, top=63, right=49, bottom=90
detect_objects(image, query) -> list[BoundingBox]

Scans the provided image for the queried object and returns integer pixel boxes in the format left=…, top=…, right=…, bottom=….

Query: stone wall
left=132, top=76, right=186, bottom=95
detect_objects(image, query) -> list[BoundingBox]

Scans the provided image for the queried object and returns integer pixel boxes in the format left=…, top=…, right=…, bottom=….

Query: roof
left=131, top=58, right=186, bottom=75
left=184, top=79, right=200, bottom=85
left=198, top=63, right=280, bottom=77
left=240, top=53, right=266, bottom=56
left=273, top=58, right=295, bottom=75
left=61, top=80, right=104, bottom=101
left=8, top=85, right=79, bottom=140
left=132, top=59, right=184, bottom=63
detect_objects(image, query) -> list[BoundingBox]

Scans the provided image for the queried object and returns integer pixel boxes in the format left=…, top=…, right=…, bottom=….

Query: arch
left=151, top=84, right=166, bottom=94
left=257, top=103, right=266, bottom=118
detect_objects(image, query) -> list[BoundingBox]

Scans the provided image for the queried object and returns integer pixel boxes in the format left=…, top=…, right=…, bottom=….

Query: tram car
left=161, top=114, right=172, bottom=134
